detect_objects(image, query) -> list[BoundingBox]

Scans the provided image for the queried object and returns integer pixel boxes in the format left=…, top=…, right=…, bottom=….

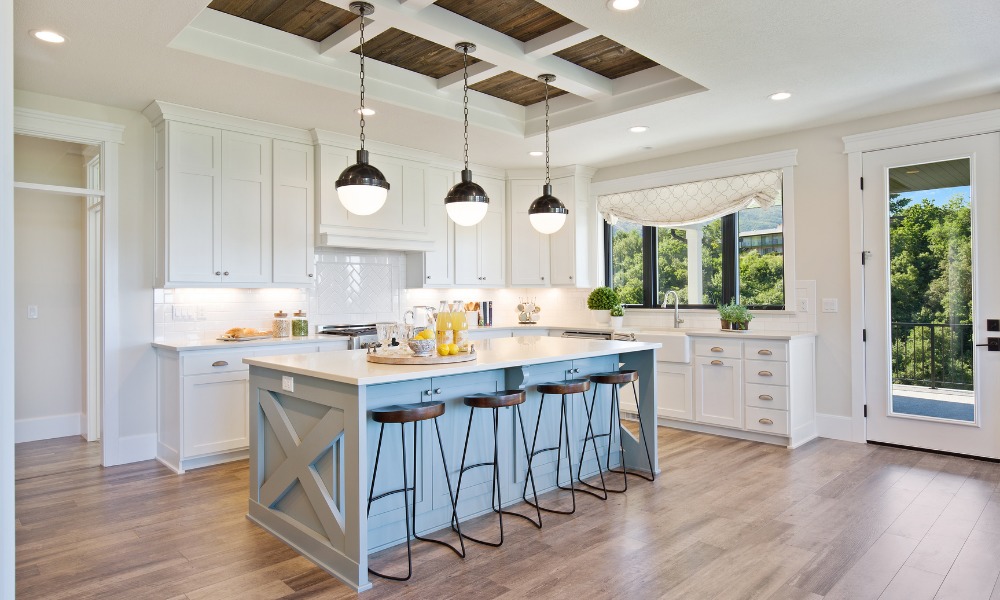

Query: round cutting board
left=367, top=351, right=477, bottom=365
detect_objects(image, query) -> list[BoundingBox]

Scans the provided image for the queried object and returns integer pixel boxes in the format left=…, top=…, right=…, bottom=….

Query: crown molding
left=842, top=108, right=1000, bottom=154
left=14, top=107, right=125, bottom=144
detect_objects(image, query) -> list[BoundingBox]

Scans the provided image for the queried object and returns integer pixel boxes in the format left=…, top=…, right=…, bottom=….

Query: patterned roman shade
left=598, top=170, right=782, bottom=227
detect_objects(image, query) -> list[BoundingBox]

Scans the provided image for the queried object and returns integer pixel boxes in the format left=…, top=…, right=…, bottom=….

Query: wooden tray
left=367, top=351, right=477, bottom=365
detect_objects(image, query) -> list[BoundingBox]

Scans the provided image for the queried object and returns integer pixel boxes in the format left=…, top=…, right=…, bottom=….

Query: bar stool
left=522, top=378, right=594, bottom=515
left=367, top=401, right=465, bottom=581
left=577, top=369, right=655, bottom=498
left=452, top=390, right=542, bottom=546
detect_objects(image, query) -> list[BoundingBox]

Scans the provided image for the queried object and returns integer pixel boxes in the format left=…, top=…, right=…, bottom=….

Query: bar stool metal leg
left=607, top=380, right=655, bottom=483
left=412, top=418, right=466, bottom=556
left=576, top=385, right=611, bottom=498
left=523, top=394, right=578, bottom=515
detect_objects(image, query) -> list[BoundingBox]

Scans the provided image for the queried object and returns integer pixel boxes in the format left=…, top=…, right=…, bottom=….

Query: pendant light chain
left=543, top=78, right=551, bottom=185
left=462, top=48, right=470, bottom=170
left=358, top=14, right=367, bottom=150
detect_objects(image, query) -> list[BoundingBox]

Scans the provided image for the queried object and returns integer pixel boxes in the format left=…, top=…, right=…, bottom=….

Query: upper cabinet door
left=272, top=140, right=315, bottom=285
left=509, top=179, right=550, bottom=286
left=423, top=168, right=454, bottom=285
left=548, top=177, right=578, bottom=286
left=478, top=176, right=506, bottom=286
left=220, top=131, right=272, bottom=284
left=167, top=122, right=222, bottom=283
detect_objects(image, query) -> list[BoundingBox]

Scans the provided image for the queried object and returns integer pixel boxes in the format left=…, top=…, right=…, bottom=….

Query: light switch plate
left=282, top=376, right=294, bottom=392
left=822, top=298, right=839, bottom=313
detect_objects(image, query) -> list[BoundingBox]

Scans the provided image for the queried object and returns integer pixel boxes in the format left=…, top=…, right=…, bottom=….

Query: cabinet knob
left=758, top=418, right=774, bottom=426
left=424, top=389, right=434, bottom=396
left=427, top=275, right=431, bottom=280
left=212, top=360, right=228, bottom=367
left=541, top=276, right=545, bottom=280
left=758, top=370, right=773, bottom=377
left=710, top=360, right=723, bottom=366
left=569, top=276, right=572, bottom=280
left=434, top=388, right=442, bottom=395
left=711, top=346, right=723, bottom=352
left=223, top=271, right=229, bottom=276
left=757, top=349, right=772, bottom=355
left=215, top=271, right=221, bottom=276
left=759, top=394, right=774, bottom=401
left=308, top=273, right=314, bottom=278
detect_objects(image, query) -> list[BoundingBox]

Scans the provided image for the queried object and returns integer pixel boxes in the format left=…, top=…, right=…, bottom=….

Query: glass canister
left=435, top=300, right=453, bottom=353
left=272, top=310, right=291, bottom=338
left=451, top=300, right=469, bottom=352
left=291, top=310, right=309, bottom=337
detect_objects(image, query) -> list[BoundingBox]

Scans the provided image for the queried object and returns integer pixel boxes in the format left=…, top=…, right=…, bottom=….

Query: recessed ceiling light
left=905, top=169, right=920, bottom=174
left=355, top=107, right=375, bottom=116
left=629, top=125, right=649, bottom=133
left=528, top=151, right=544, bottom=157
left=769, top=91, right=792, bottom=101
left=607, top=0, right=641, bottom=10
left=31, top=30, right=66, bottom=44
left=642, top=146, right=654, bottom=150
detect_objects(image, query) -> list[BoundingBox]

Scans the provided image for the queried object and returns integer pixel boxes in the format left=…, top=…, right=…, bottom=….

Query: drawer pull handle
left=759, top=394, right=774, bottom=401
left=711, top=346, right=724, bottom=352
left=758, top=418, right=774, bottom=425
left=757, top=349, right=773, bottom=355
left=710, top=360, right=723, bottom=366
left=425, top=389, right=434, bottom=396
left=212, top=360, right=228, bottom=367
left=758, top=370, right=773, bottom=377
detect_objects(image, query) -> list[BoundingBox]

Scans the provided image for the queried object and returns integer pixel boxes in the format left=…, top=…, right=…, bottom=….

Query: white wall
left=594, top=92, right=1000, bottom=419
left=13, top=136, right=88, bottom=442
left=13, top=90, right=157, bottom=450
left=2, top=0, right=16, bottom=594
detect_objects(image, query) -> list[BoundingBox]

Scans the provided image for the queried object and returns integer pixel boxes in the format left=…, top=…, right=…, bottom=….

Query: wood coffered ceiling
left=207, top=0, right=356, bottom=43
left=432, top=0, right=572, bottom=43
left=351, top=28, right=480, bottom=79
left=556, top=35, right=658, bottom=80
left=471, top=71, right=566, bottom=107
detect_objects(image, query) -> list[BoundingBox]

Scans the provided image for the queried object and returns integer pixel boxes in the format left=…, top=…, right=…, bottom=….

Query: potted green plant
left=609, top=304, right=625, bottom=329
left=730, top=303, right=754, bottom=331
left=587, top=287, right=620, bottom=325
left=717, top=301, right=737, bottom=330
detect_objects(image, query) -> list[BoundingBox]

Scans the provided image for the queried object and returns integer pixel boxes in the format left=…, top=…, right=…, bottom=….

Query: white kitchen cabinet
left=693, top=355, right=743, bottom=429
left=657, top=363, right=694, bottom=421
left=220, top=130, right=272, bottom=284
left=272, top=140, right=315, bottom=284
left=407, top=168, right=454, bottom=287
left=509, top=179, right=550, bottom=286
left=183, top=371, right=249, bottom=457
left=454, top=175, right=505, bottom=287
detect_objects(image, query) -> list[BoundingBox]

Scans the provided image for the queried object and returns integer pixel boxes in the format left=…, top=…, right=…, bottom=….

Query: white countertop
left=677, top=328, right=815, bottom=340
left=151, top=334, right=349, bottom=351
left=243, top=336, right=661, bottom=386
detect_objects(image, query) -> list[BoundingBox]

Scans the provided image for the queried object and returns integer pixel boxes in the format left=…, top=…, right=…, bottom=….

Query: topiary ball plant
left=587, top=287, right=620, bottom=311
left=610, top=304, right=625, bottom=317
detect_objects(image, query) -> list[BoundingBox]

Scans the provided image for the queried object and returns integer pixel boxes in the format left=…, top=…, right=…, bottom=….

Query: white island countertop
left=243, top=335, right=661, bottom=386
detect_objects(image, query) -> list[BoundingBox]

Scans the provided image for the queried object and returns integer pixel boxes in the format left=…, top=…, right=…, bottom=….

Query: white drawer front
left=694, top=338, right=742, bottom=359
left=745, top=383, right=789, bottom=410
left=746, top=406, right=790, bottom=435
left=744, top=340, right=788, bottom=362
left=183, top=350, right=254, bottom=375
left=745, top=359, right=789, bottom=385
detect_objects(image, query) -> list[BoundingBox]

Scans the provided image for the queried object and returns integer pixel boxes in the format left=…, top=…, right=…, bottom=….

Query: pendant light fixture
left=443, top=42, right=490, bottom=227
left=528, top=74, right=568, bottom=234
left=336, top=1, right=389, bottom=216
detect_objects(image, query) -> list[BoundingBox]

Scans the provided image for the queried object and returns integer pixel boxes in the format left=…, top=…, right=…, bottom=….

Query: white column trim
left=1, top=0, right=16, bottom=596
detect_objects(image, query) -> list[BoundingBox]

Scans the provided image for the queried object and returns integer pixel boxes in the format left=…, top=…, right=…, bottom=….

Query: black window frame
left=604, top=213, right=786, bottom=310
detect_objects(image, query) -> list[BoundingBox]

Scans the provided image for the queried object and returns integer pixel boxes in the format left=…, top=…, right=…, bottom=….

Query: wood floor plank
left=934, top=529, right=1000, bottom=600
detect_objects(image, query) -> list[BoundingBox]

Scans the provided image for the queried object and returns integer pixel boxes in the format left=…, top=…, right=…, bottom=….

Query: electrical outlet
left=822, top=298, right=839, bottom=313
left=27, top=305, right=38, bottom=319
left=797, top=298, right=809, bottom=313
left=282, top=376, right=294, bottom=392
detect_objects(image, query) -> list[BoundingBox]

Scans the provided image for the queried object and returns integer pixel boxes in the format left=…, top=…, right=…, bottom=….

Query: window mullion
left=642, top=226, right=657, bottom=307
left=721, top=214, right=738, bottom=305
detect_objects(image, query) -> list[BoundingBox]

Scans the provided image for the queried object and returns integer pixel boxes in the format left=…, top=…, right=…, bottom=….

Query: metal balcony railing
left=891, top=322, right=974, bottom=391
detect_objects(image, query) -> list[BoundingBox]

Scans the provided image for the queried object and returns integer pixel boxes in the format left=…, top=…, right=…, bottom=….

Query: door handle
left=710, top=360, right=723, bottom=366
left=758, top=370, right=773, bottom=377
left=757, top=349, right=772, bottom=356
left=212, top=360, right=228, bottom=367
left=711, top=346, right=723, bottom=352
left=758, top=418, right=774, bottom=426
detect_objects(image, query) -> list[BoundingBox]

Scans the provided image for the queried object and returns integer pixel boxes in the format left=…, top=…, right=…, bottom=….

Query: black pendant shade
left=444, top=169, right=488, bottom=205
left=529, top=184, right=569, bottom=216
left=336, top=149, right=390, bottom=191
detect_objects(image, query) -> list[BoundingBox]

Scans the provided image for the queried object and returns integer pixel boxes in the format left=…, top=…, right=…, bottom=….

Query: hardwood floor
left=14, top=429, right=1000, bottom=599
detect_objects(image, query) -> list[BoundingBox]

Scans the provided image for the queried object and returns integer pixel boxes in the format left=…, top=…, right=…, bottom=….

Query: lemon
left=449, top=344, right=459, bottom=355
left=438, top=345, right=450, bottom=356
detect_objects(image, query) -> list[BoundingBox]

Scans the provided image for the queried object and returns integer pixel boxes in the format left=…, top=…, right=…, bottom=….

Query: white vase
left=610, top=316, right=624, bottom=329
left=592, top=309, right=611, bottom=324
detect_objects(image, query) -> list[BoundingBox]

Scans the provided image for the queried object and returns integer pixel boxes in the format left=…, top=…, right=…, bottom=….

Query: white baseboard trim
left=816, top=413, right=856, bottom=442
left=116, top=433, right=157, bottom=465
left=15, top=413, right=83, bottom=443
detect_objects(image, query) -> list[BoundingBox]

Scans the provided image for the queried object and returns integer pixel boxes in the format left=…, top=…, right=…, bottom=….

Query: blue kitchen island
left=243, top=335, right=660, bottom=591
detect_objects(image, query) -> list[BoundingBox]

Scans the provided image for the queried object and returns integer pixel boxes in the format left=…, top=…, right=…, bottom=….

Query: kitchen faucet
left=662, top=290, right=685, bottom=328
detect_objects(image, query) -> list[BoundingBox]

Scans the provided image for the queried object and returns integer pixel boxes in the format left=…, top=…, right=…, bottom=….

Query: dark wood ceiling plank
left=433, top=0, right=572, bottom=42
left=208, top=0, right=357, bottom=43
left=554, top=35, right=657, bottom=79
left=470, top=70, right=567, bottom=106
left=352, top=28, right=480, bottom=79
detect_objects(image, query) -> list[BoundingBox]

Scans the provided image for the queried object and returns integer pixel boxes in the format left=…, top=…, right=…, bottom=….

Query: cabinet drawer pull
left=215, top=271, right=221, bottom=276
left=424, top=389, right=434, bottom=396
left=211, top=360, right=228, bottom=367
left=757, top=349, right=772, bottom=355
left=758, top=370, right=773, bottom=377
left=710, top=360, right=723, bottom=366
left=758, top=418, right=774, bottom=425
left=711, top=346, right=724, bottom=352
left=434, top=388, right=442, bottom=395
left=759, top=394, right=774, bottom=401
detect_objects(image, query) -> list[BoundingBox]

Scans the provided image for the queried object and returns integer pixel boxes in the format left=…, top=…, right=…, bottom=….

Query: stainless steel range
left=316, top=324, right=379, bottom=349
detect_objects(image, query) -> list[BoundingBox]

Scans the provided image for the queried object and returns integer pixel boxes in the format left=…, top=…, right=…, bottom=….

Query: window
left=605, top=200, right=784, bottom=309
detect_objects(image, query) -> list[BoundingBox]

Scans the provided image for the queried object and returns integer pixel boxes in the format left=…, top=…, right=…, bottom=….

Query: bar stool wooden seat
left=522, top=378, right=594, bottom=515
left=367, top=401, right=465, bottom=581
left=577, top=369, right=655, bottom=499
left=452, top=390, right=542, bottom=546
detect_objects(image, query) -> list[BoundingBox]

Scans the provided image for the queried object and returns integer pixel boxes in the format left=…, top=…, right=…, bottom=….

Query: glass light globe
left=529, top=212, right=567, bottom=234
left=446, top=201, right=489, bottom=227
left=337, top=185, right=388, bottom=216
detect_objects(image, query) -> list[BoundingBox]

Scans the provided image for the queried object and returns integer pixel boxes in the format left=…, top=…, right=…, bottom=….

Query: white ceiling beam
left=437, top=62, right=504, bottom=90
left=523, top=23, right=593, bottom=58
left=318, top=17, right=392, bottom=57
left=319, top=0, right=613, bottom=99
